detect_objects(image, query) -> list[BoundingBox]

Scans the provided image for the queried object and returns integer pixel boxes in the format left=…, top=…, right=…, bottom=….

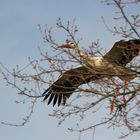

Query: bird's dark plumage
left=104, top=40, right=140, bottom=66
left=43, top=66, right=100, bottom=106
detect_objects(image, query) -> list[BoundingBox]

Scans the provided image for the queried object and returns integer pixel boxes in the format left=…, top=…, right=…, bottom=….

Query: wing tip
left=43, top=91, right=63, bottom=107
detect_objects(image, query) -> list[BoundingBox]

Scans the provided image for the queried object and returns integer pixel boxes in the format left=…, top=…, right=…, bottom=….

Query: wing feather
left=104, top=39, right=140, bottom=66
left=48, top=94, right=55, bottom=105
left=58, top=94, right=63, bottom=106
left=53, top=94, right=58, bottom=106
left=43, top=66, right=100, bottom=106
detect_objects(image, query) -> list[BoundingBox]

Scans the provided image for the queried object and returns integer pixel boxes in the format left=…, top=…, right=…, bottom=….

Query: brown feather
left=43, top=66, right=100, bottom=106
left=104, top=39, right=140, bottom=66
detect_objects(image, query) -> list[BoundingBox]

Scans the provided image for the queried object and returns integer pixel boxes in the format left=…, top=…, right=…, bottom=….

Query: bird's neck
left=75, top=47, right=87, bottom=58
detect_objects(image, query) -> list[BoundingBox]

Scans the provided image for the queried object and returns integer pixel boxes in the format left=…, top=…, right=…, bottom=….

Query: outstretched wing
left=104, top=39, right=140, bottom=66
left=43, top=66, right=100, bottom=106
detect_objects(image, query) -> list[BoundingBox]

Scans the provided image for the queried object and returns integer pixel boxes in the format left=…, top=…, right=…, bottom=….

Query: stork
left=43, top=39, right=140, bottom=106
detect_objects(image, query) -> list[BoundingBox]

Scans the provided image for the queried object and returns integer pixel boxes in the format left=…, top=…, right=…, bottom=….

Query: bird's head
left=57, top=40, right=76, bottom=49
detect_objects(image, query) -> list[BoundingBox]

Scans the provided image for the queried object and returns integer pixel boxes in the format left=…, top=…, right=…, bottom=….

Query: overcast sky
left=0, top=0, right=140, bottom=140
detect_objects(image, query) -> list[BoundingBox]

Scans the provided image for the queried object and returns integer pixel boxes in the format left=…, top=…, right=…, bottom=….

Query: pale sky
left=0, top=0, right=140, bottom=140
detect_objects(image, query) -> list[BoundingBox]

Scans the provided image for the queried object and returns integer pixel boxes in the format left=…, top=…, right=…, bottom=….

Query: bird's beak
left=57, top=43, right=73, bottom=49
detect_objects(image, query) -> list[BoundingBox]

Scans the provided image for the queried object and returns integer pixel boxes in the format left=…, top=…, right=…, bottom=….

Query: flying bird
left=43, top=39, right=140, bottom=106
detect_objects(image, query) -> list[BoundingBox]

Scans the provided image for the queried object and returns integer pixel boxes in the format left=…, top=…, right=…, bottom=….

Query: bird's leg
left=109, top=79, right=119, bottom=114
left=122, top=79, right=127, bottom=103
left=111, top=79, right=119, bottom=96
left=110, top=98, right=115, bottom=114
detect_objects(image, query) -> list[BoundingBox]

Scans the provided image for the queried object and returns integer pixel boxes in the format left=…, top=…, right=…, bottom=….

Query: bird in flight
left=42, top=39, right=140, bottom=106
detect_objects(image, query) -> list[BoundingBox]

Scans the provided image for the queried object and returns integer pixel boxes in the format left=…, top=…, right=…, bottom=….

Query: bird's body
left=86, top=56, right=107, bottom=69
left=43, top=39, right=140, bottom=106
